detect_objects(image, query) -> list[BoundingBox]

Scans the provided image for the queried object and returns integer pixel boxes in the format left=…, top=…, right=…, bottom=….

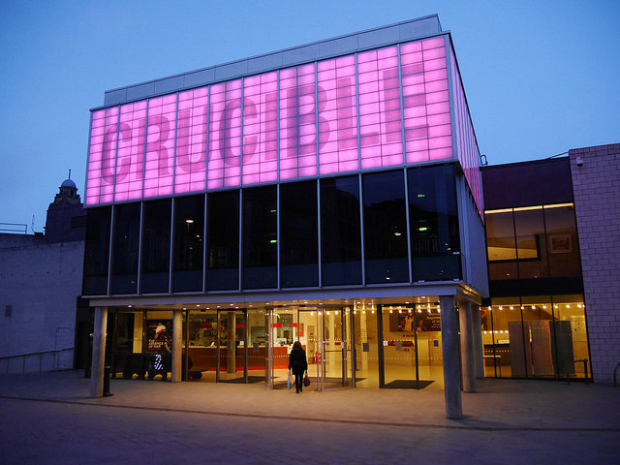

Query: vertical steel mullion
left=398, top=44, right=413, bottom=283
left=354, top=53, right=361, bottom=171
left=106, top=206, right=115, bottom=296
left=207, top=192, right=209, bottom=293
left=403, top=168, right=413, bottom=283
left=203, top=86, right=211, bottom=293
left=276, top=69, right=281, bottom=182
left=238, top=191, right=243, bottom=291
left=276, top=184, right=281, bottom=290
left=359, top=173, right=366, bottom=285
left=169, top=198, right=175, bottom=294
left=317, top=178, right=322, bottom=287
left=169, top=94, right=180, bottom=294
left=136, top=202, right=144, bottom=294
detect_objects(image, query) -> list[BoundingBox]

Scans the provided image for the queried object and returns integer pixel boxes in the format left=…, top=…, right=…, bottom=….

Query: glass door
left=315, top=307, right=351, bottom=390
left=381, top=305, right=443, bottom=389
left=185, top=310, right=218, bottom=382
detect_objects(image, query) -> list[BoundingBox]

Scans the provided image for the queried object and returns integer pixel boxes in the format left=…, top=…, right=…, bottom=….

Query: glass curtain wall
left=484, top=203, right=588, bottom=379
left=207, top=190, right=239, bottom=290
left=280, top=181, right=319, bottom=287
left=242, top=185, right=277, bottom=289
left=173, top=195, right=204, bottom=292
left=108, top=310, right=173, bottom=381
left=83, top=206, right=111, bottom=295
left=407, top=165, right=460, bottom=281
left=362, top=170, right=408, bottom=284
left=141, top=199, right=171, bottom=293
left=482, top=296, right=588, bottom=379
left=320, top=176, right=362, bottom=286
left=111, top=203, right=141, bottom=294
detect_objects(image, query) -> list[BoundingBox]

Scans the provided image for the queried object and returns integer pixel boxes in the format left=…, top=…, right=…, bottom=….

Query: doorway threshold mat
left=384, top=380, right=434, bottom=389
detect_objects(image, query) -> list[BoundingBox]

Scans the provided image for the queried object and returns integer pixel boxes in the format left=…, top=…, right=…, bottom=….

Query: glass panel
left=319, top=309, right=348, bottom=389
left=486, top=298, right=528, bottom=378
left=111, top=203, right=140, bottom=294
left=207, top=190, right=239, bottom=290
left=552, top=295, right=589, bottom=379
left=218, top=310, right=247, bottom=383
left=408, top=165, right=460, bottom=281
left=280, top=181, right=318, bottom=288
left=545, top=205, right=581, bottom=277
left=521, top=296, right=555, bottom=378
left=173, top=195, right=204, bottom=292
left=141, top=199, right=171, bottom=293
left=83, top=207, right=111, bottom=295
left=185, top=310, right=218, bottom=382
left=110, top=311, right=149, bottom=380
left=145, top=311, right=174, bottom=380
left=383, top=307, right=417, bottom=387
left=514, top=207, right=547, bottom=279
left=242, top=185, right=277, bottom=289
left=485, top=210, right=518, bottom=281
left=247, top=309, right=267, bottom=383
left=362, top=170, right=408, bottom=283
left=269, top=308, right=298, bottom=389
left=353, top=306, right=380, bottom=388
left=320, top=176, right=362, bottom=286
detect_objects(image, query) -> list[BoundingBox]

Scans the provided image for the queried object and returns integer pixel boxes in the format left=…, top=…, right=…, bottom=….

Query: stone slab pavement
left=0, top=370, right=619, bottom=464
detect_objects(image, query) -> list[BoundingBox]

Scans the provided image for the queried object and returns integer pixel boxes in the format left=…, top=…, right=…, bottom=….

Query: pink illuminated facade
left=84, top=16, right=490, bottom=420
left=86, top=34, right=482, bottom=211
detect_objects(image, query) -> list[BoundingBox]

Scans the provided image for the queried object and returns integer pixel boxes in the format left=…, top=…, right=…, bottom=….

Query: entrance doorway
left=267, top=306, right=351, bottom=391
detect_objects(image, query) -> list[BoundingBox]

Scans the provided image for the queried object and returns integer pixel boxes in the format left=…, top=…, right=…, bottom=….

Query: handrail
left=565, top=359, right=589, bottom=384
left=0, top=348, right=74, bottom=374
left=614, top=362, right=620, bottom=387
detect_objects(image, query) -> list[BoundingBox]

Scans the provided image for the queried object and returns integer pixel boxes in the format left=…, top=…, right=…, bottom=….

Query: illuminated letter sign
left=85, top=36, right=456, bottom=206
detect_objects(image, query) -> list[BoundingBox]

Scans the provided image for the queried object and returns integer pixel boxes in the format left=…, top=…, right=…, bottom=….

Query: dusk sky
left=1, top=0, right=618, bottom=233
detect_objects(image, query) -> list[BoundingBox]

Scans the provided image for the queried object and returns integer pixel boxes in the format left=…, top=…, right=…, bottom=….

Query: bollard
left=103, top=366, right=114, bottom=397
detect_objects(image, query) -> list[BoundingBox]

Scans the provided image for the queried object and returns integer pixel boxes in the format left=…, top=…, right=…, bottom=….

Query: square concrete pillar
left=440, top=296, right=463, bottom=419
left=90, top=306, right=108, bottom=398
left=459, top=301, right=476, bottom=393
left=171, top=310, right=183, bottom=383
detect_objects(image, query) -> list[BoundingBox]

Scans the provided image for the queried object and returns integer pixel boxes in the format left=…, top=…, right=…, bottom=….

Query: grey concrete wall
left=0, top=240, right=84, bottom=372
left=569, top=143, right=620, bottom=383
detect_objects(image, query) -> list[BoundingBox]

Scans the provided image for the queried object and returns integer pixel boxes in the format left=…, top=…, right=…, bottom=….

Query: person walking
left=288, top=341, right=308, bottom=393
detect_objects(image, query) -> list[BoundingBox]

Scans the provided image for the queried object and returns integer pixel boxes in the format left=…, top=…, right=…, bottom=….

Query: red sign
left=272, top=323, right=283, bottom=328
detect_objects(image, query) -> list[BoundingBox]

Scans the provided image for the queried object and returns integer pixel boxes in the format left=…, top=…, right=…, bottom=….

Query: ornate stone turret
left=45, top=170, right=86, bottom=243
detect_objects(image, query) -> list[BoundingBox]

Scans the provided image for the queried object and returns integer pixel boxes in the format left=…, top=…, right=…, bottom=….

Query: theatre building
left=83, top=15, right=488, bottom=418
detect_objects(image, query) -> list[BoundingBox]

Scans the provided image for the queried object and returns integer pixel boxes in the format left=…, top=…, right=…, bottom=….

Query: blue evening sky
left=1, top=0, right=618, bottom=232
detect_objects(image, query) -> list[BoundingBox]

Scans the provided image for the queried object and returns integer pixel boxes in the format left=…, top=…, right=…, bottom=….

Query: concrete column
left=471, top=304, right=485, bottom=379
left=90, top=306, right=108, bottom=398
left=459, top=302, right=476, bottom=393
left=171, top=310, right=183, bottom=383
left=227, top=312, right=236, bottom=373
left=440, top=296, right=462, bottom=419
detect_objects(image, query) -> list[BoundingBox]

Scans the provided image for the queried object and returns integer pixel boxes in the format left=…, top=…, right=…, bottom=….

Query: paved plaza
left=0, top=370, right=619, bottom=464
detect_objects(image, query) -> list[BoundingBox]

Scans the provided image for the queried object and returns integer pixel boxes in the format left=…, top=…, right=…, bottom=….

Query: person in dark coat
left=288, top=341, right=308, bottom=393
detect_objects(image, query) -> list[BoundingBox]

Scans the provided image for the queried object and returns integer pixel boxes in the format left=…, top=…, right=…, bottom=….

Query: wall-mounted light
left=576, top=157, right=584, bottom=167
